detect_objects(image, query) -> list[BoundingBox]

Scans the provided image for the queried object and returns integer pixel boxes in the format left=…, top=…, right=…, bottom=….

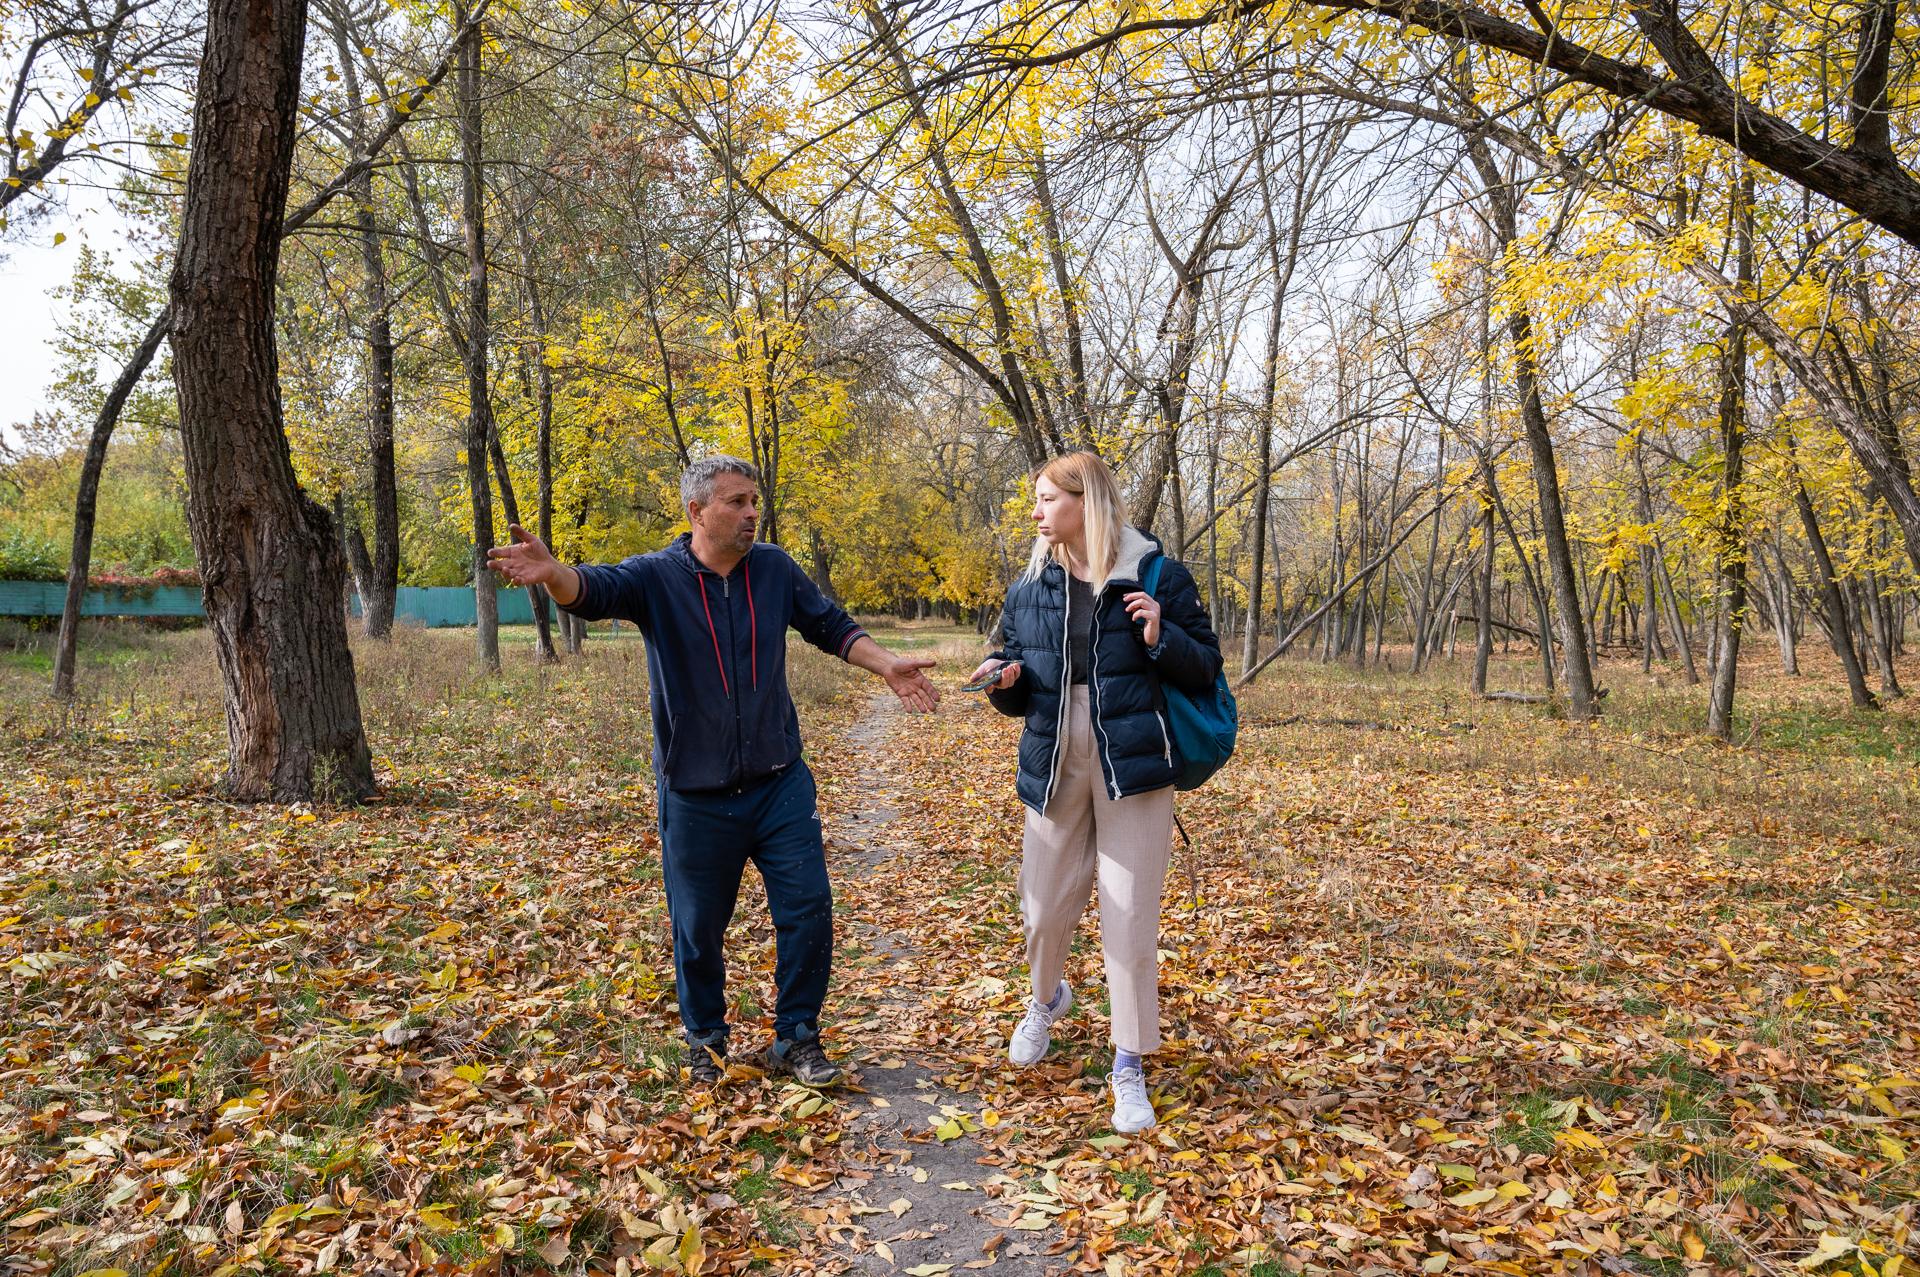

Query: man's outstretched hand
left=883, top=656, right=940, bottom=713
left=487, top=523, right=555, bottom=585
left=487, top=524, right=579, bottom=605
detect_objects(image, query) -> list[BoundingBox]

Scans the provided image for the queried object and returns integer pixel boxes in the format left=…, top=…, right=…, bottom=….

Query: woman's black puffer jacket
left=987, top=526, right=1222, bottom=813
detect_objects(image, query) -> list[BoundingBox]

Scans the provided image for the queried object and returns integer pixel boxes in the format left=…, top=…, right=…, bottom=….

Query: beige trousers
left=1020, top=686, right=1175, bottom=1054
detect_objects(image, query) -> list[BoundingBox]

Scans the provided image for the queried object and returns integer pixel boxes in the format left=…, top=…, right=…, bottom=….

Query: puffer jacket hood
left=987, top=528, right=1223, bottom=812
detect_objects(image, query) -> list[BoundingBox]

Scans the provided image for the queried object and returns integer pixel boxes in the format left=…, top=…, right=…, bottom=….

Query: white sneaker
left=1008, top=981, right=1072, bottom=1066
left=1110, top=1067, right=1156, bottom=1133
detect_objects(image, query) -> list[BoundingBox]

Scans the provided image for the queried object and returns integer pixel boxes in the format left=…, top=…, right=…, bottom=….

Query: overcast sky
left=0, top=232, right=79, bottom=448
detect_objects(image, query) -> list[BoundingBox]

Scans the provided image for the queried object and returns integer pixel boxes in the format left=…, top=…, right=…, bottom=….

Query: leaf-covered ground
left=1, top=625, right=1915, bottom=1277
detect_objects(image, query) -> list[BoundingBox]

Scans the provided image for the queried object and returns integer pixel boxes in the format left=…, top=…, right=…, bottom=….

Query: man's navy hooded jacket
left=559, top=534, right=867, bottom=793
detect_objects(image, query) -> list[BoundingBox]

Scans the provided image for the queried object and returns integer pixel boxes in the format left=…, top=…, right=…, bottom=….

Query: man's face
left=690, top=472, right=760, bottom=553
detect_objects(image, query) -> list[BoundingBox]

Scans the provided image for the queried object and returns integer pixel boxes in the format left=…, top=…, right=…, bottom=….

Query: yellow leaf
left=1447, top=1187, right=1498, bottom=1207
left=262, top=1202, right=307, bottom=1229
left=1555, top=1127, right=1606, bottom=1152
left=1798, top=1233, right=1856, bottom=1270
left=677, top=1223, right=705, bottom=1275
left=416, top=1204, right=458, bottom=1233
left=1761, top=1153, right=1800, bottom=1172
left=52, top=232, right=65, bottom=246
left=452, top=1063, right=487, bottom=1085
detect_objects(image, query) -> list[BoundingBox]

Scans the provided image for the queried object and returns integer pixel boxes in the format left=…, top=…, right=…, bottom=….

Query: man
left=488, top=456, right=938, bottom=1085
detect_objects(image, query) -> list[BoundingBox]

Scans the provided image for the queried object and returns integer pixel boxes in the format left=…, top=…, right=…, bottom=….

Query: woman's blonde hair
left=1022, top=451, right=1130, bottom=589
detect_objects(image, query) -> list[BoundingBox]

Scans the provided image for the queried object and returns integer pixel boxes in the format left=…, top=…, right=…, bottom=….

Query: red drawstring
left=744, top=557, right=758, bottom=691
left=698, top=575, right=730, bottom=698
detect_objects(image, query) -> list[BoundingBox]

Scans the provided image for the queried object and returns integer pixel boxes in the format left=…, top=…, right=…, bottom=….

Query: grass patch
left=1494, top=1090, right=1565, bottom=1155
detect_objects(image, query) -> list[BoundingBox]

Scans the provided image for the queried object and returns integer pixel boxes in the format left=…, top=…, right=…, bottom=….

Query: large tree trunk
left=1706, top=174, right=1752, bottom=740
left=519, top=244, right=569, bottom=657
left=1860, top=566, right=1905, bottom=698
left=324, top=1, right=399, bottom=639
left=1033, top=150, right=1094, bottom=445
left=486, top=419, right=556, bottom=661
left=1473, top=500, right=1495, bottom=695
left=1791, top=475, right=1876, bottom=709
left=1470, top=142, right=1597, bottom=717
left=51, top=310, right=169, bottom=699
left=1766, top=544, right=1799, bottom=675
left=167, top=0, right=373, bottom=801
left=1634, top=437, right=1664, bottom=672
left=1508, top=305, right=1597, bottom=719
left=457, top=11, right=499, bottom=672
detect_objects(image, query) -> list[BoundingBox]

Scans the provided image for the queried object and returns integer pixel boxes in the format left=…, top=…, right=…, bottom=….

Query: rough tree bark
left=1470, top=140, right=1599, bottom=718
left=50, top=10, right=479, bottom=698
left=324, top=0, right=398, bottom=638
left=457, top=9, right=498, bottom=672
left=1706, top=173, right=1752, bottom=741
left=167, top=0, right=373, bottom=801
left=51, top=311, right=168, bottom=699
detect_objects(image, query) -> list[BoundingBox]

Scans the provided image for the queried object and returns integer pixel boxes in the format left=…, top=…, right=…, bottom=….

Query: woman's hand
left=968, top=658, right=1022, bottom=691
left=1122, top=591, right=1162, bottom=648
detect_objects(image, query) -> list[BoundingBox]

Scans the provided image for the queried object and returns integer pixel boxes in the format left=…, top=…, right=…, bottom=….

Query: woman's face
left=1032, top=475, right=1084, bottom=547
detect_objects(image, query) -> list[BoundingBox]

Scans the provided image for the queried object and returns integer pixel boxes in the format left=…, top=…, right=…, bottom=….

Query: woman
left=967, top=451, right=1223, bottom=1134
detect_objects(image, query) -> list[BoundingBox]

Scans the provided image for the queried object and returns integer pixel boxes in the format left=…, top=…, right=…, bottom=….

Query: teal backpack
left=1142, top=553, right=1238, bottom=790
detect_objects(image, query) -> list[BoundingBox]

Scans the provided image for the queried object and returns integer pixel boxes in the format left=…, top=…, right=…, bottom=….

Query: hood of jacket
left=1107, top=525, right=1159, bottom=586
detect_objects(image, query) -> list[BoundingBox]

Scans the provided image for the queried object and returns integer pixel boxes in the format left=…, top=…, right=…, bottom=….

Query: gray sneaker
left=687, top=1039, right=727, bottom=1085
left=767, top=1037, right=841, bottom=1086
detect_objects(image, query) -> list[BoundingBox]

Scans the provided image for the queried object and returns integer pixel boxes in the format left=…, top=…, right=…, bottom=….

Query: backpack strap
left=1142, top=551, right=1166, bottom=598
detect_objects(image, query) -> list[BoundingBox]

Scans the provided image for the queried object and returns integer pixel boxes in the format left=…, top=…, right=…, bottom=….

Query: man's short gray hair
left=681, top=454, right=762, bottom=508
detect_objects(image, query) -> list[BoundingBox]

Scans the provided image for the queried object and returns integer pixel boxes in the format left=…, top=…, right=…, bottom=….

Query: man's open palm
left=488, top=524, right=555, bottom=587
left=885, top=657, right=940, bottom=713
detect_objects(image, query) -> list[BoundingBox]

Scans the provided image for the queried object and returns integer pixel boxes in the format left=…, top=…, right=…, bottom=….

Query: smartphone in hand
left=961, top=662, right=1007, bottom=693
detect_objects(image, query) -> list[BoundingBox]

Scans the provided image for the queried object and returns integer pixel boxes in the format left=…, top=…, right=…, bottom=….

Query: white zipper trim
left=1155, top=708, right=1173, bottom=767
left=1040, top=569, right=1072, bottom=812
left=1090, top=589, right=1121, bottom=800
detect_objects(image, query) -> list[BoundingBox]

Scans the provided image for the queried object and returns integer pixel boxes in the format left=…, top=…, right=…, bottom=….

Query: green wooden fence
left=1, top=581, right=542, bottom=627
left=0, top=580, right=207, bottom=619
